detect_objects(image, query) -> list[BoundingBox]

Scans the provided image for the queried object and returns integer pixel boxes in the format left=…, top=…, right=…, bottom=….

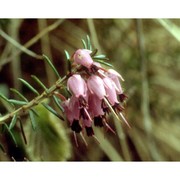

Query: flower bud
left=73, top=49, right=93, bottom=68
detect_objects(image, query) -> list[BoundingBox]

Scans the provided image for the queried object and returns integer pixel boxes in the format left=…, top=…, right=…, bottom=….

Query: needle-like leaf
left=9, top=114, right=18, bottom=130
left=19, top=118, right=27, bottom=144
left=8, top=99, right=28, bottom=105
left=43, top=54, right=61, bottom=79
left=10, top=88, right=28, bottom=102
left=31, top=75, right=48, bottom=92
left=3, top=123, right=17, bottom=146
left=81, top=39, right=87, bottom=49
left=52, top=95, right=64, bottom=112
left=42, top=102, right=64, bottom=121
left=18, top=78, right=39, bottom=96
left=64, top=50, right=71, bottom=73
left=29, top=110, right=37, bottom=130
left=86, top=35, right=92, bottom=50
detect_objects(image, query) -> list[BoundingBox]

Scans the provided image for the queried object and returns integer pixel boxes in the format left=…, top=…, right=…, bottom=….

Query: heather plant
left=0, top=19, right=180, bottom=161
left=0, top=34, right=128, bottom=159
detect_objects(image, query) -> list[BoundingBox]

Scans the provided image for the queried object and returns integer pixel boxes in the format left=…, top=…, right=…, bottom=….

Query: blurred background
left=0, top=19, right=180, bottom=161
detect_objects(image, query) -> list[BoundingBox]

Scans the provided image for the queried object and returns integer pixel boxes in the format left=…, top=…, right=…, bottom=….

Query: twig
left=0, top=73, right=67, bottom=124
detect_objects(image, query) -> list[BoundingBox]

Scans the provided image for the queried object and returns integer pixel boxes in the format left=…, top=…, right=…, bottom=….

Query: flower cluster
left=61, top=49, right=129, bottom=143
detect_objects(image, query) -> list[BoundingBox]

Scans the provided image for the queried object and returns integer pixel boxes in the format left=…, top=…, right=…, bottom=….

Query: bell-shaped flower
left=62, top=96, right=82, bottom=133
left=106, top=69, right=124, bottom=94
left=106, top=69, right=127, bottom=102
left=87, top=75, right=106, bottom=100
left=83, top=118, right=94, bottom=136
left=67, top=74, right=87, bottom=98
left=73, top=49, right=93, bottom=69
left=88, top=93, right=104, bottom=117
left=103, top=77, right=119, bottom=106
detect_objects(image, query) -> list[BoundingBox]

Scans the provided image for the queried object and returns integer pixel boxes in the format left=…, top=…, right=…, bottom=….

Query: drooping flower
left=87, top=75, right=106, bottom=100
left=103, top=76, right=119, bottom=106
left=62, top=96, right=82, bottom=133
left=88, top=92, right=104, bottom=127
left=106, top=69, right=127, bottom=102
left=67, top=74, right=87, bottom=98
left=83, top=118, right=94, bottom=136
left=60, top=47, right=130, bottom=145
left=88, top=93, right=104, bottom=118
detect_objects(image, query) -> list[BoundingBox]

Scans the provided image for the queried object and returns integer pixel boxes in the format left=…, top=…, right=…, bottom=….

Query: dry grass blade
left=0, top=29, right=42, bottom=59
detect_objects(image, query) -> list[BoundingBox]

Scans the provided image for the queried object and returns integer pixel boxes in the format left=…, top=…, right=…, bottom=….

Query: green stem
left=0, top=74, right=67, bottom=124
left=0, top=63, right=80, bottom=124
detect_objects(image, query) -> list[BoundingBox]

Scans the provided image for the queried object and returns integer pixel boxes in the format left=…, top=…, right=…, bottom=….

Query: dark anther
left=94, top=116, right=104, bottom=127
left=71, top=120, right=82, bottom=133
left=101, top=99, right=110, bottom=114
left=113, top=102, right=124, bottom=112
left=85, top=126, right=94, bottom=136
left=90, top=64, right=99, bottom=74
left=78, top=95, right=87, bottom=108
left=80, top=108, right=89, bottom=120
left=119, top=93, right=128, bottom=102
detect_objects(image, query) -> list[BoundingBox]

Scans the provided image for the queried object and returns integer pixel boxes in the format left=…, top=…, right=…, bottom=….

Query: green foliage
left=2, top=123, right=17, bottom=146
left=10, top=88, right=28, bottom=102
left=31, top=75, right=48, bottom=92
left=64, top=50, right=71, bottom=73
left=8, top=99, right=28, bottom=106
left=43, top=54, right=61, bottom=79
left=24, top=104, right=72, bottom=161
left=0, top=19, right=180, bottom=161
left=28, top=110, right=37, bottom=130
left=18, top=78, right=39, bottom=96
left=86, top=35, right=92, bottom=50
left=52, top=95, right=64, bottom=112
left=81, top=39, right=87, bottom=49
left=9, top=114, right=17, bottom=130
left=42, top=102, right=64, bottom=121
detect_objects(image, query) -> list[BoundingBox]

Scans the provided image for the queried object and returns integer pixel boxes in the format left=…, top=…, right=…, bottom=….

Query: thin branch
left=0, top=78, right=62, bottom=123
left=0, top=65, right=79, bottom=124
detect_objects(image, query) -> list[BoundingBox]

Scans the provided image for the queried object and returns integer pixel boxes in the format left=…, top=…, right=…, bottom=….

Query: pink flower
left=87, top=75, right=106, bottom=100
left=62, top=96, right=82, bottom=133
left=61, top=48, right=130, bottom=140
left=67, top=74, right=87, bottom=98
left=103, top=77, right=119, bottom=106
left=106, top=69, right=124, bottom=94
left=106, top=69, right=127, bottom=102
left=88, top=93, right=104, bottom=117
left=73, top=49, right=93, bottom=68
